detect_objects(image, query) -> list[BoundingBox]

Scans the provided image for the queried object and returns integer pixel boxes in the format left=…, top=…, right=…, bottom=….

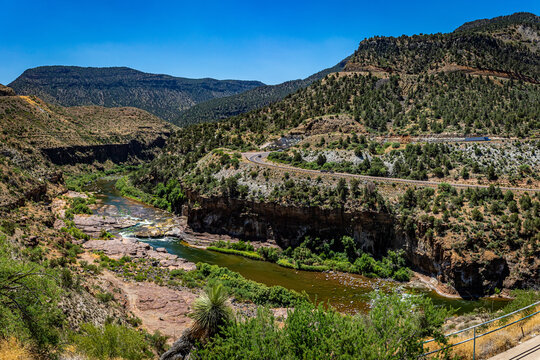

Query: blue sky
left=1, top=0, right=538, bottom=85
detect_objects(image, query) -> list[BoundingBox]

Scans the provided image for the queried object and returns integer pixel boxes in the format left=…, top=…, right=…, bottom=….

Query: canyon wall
left=185, top=190, right=510, bottom=298
left=41, top=137, right=167, bottom=165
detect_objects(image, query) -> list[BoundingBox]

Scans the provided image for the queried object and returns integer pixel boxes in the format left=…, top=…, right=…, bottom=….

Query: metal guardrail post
left=420, top=300, right=540, bottom=358
left=473, top=327, right=476, bottom=360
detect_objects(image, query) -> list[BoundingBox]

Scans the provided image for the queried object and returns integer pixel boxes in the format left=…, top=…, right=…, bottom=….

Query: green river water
left=89, top=178, right=509, bottom=314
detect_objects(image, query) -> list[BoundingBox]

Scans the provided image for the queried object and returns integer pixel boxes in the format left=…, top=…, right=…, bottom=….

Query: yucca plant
left=191, top=282, right=233, bottom=340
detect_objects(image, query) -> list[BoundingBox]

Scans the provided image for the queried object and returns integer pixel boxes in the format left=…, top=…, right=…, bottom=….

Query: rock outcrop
left=185, top=190, right=510, bottom=298
left=82, top=238, right=196, bottom=271
left=73, top=214, right=138, bottom=237
left=0, top=84, right=16, bottom=96
left=42, top=137, right=167, bottom=165
left=186, top=190, right=395, bottom=255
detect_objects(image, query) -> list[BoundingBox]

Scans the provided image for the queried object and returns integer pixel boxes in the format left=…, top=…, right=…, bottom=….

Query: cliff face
left=41, top=137, right=167, bottom=165
left=401, top=230, right=510, bottom=298
left=186, top=189, right=395, bottom=254
left=185, top=190, right=511, bottom=298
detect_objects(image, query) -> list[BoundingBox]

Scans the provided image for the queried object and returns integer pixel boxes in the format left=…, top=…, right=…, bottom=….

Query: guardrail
left=244, top=152, right=540, bottom=193
left=421, top=300, right=540, bottom=359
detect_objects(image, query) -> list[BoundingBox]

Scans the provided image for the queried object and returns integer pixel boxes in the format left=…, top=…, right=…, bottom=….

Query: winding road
left=244, top=152, right=540, bottom=193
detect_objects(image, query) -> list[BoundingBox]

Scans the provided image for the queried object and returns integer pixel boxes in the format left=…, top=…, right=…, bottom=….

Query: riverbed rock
left=133, top=228, right=166, bottom=238
left=64, top=191, right=88, bottom=199
left=73, top=214, right=137, bottom=237
left=82, top=238, right=196, bottom=271
left=165, top=227, right=184, bottom=238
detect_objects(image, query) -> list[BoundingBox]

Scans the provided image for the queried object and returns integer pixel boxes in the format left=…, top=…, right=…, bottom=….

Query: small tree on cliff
left=316, top=154, right=327, bottom=166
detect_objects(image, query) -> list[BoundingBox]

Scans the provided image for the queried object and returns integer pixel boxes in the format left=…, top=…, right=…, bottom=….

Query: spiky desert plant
left=191, top=282, right=233, bottom=339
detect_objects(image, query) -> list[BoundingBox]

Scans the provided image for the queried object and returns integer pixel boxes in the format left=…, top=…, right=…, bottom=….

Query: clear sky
left=1, top=0, right=538, bottom=85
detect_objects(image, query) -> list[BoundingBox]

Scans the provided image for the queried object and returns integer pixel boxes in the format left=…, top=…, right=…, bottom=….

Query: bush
left=193, top=292, right=449, bottom=359
left=276, top=258, right=296, bottom=269
left=257, top=247, right=280, bottom=262
left=230, top=241, right=254, bottom=252
left=70, top=197, right=92, bottom=215
left=0, top=239, right=64, bottom=353
left=195, top=263, right=306, bottom=307
left=207, top=246, right=263, bottom=260
left=72, top=323, right=152, bottom=360
left=499, top=290, right=540, bottom=319
left=0, top=220, right=16, bottom=236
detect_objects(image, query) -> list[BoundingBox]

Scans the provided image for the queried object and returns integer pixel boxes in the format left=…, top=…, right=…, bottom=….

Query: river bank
left=70, top=178, right=510, bottom=315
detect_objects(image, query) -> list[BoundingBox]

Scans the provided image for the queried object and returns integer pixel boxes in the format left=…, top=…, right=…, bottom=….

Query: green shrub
left=230, top=241, right=254, bottom=252
left=70, top=197, right=93, bottom=215
left=0, top=220, right=16, bottom=236
left=61, top=226, right=90, bottom=241
left=277, top=258, right=296, bottom=269
left=195, top=263, right=306, bottom=307
left=207, top=246, right=263, bottom=260
left=0, top=239, right=64, bottom=353
left=499, top=290, right=540, bottom=319
left=194, top=292, right=449, bottom=359
left=72, top=323, right=152, bottom=360
left=96, top=291, right=115, bottom=303
left=257, top=247, right=280, bottom=262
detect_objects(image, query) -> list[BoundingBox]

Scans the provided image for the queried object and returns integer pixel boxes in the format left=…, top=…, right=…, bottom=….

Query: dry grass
left=0, top=337, right=33, bottom=360
left=424, top=306, right=540, bottom=359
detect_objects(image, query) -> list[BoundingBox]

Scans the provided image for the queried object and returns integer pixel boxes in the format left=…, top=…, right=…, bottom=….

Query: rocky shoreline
left=62, top=189, right=492, bottom=307
left=82, top=238, right=196, bottom=271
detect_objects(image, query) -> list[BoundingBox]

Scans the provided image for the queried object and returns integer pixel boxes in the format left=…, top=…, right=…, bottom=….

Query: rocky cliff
left=42, top=137, right=167, bottom=165
left=185, top=190, right=511, bottom=298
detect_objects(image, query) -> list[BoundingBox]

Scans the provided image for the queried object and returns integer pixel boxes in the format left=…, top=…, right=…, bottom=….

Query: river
left=87, top=178, right=508, bottom=314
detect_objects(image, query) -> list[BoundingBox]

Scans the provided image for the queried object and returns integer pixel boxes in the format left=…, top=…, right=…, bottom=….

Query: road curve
left=243, top=152, right=540, bottom=193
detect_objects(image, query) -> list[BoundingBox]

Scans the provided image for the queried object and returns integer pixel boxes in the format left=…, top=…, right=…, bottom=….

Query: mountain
left=131, top=13, right=540, bottom=297
left=8, top=66, right=264, bottom=122
left=345, top=12, right=539, bottom=80
left=454, top=11, right=539, bottom=32
left=142, top=12, right=540, bottom=184
left=0, top=84, right=173, bottom=175
left=225, top=11, right=539, bottom=137
left=175, top=57, right=349, bottom=126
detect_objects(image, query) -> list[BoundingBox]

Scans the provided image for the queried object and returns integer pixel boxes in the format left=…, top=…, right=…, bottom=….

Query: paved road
left=489, top=335, right=540, bottom=360
left=244, top=152, right=540, bottom=193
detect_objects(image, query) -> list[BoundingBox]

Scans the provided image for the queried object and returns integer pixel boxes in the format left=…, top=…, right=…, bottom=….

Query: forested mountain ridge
left=454, top=12, right=539, bottom=33
left=175, top=57, right=349, bottom=126
left=210, top=12, right=539, bottom=138
left=138, top=13, right=540, bottom=188
left=8, top=66, right=264, bottom=122
left=346, top=12, right=539, bottom=81
left=130, top=15, right=539, bottom=292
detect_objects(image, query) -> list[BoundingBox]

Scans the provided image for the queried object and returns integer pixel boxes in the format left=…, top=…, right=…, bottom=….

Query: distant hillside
left=345, top=12, right=539, bottom=81
left=0, top=91, right=172, bottom=150
left=454, top=12, right=539, bottom=32
left=175, top=58, right=349, bottom=126
left=0, top=84, right=174, bottom=205
left=131, top=14, right=540, bottom=299
left=9, top=66, right=264, bottom=122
